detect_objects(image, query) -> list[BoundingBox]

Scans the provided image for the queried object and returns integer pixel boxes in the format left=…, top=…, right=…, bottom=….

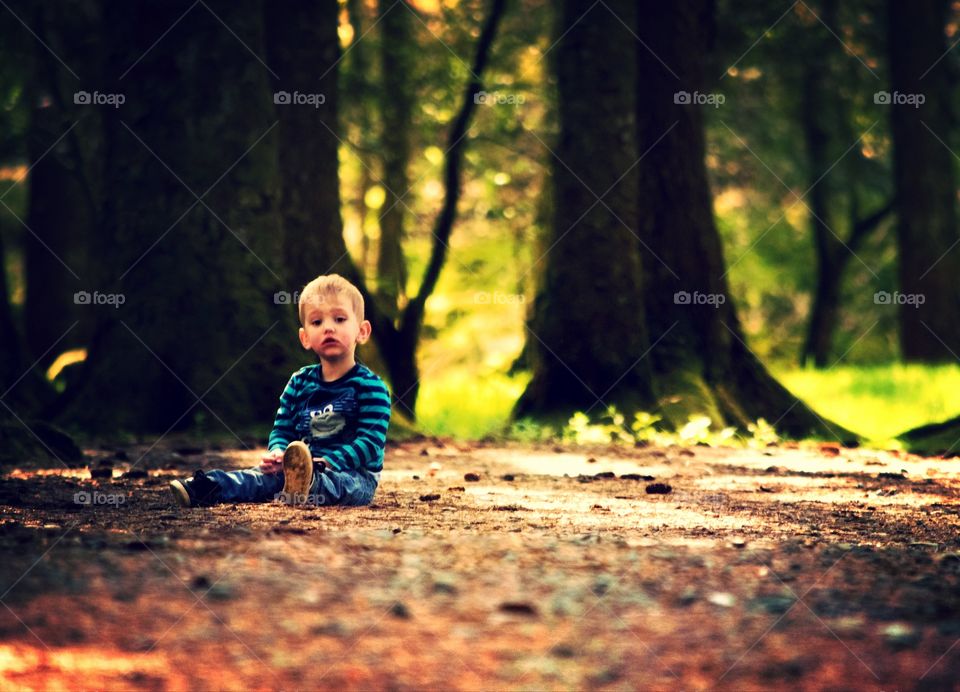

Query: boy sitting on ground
left=170, top=274, right=391, bottom=507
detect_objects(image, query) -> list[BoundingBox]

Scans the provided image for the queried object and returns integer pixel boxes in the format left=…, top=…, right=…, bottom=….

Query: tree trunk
left=376, top=0, right=412, bottom=317
left=798, top=3, right=842, bottom=368
left=636, top=0, right=848, bottom=438
left=56, top=0, right=291, bottom=434
left=23, top=90, right=86, bottom=370
left=265, top=0, right=354, bottom=294
left=887, top=0, right=960, bottom=361
left=515, top=0, right=655, bottom=420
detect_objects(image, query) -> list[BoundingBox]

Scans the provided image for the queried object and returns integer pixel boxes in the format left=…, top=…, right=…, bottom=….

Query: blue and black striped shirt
left=268, top=362, right=391, bottom=473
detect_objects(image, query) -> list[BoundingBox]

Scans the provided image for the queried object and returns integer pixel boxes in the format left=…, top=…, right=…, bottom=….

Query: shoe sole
left=281, top=441, right=314, bottom=505
left=169, top=480, right=191, bottom=508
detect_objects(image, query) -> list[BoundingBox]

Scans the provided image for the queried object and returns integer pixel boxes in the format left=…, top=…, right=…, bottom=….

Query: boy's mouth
left=321, top=338, right=340, bottom=346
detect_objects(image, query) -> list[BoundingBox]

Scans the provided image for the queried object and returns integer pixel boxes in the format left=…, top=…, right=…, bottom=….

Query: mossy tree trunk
left=517, top=0, right=853, bottom=440
left=514, top=0, right=655, bottom=420
left=637, top=0, right=847, bottom=438
left=57, top=0, right=293, bottom=434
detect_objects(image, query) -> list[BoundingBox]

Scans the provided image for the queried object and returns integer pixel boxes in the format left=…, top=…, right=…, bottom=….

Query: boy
left=169, top=274, right=391, bottom=508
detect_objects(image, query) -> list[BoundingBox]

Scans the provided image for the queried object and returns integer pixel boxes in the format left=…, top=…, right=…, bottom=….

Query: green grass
left=416, top=369, right=529, bottom=440
left=776, top=364, right=960, bottom=442
left=416, top=364, right=960, bottom=444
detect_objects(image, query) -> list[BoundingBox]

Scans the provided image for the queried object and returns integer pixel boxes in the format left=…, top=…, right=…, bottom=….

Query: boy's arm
left=267, top=372, right=301, bottom=452
left=320, top=379, right=391, bottom=472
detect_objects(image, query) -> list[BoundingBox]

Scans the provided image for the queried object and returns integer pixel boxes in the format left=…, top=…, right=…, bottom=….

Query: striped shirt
left=268, top=362, right=391, bottom=473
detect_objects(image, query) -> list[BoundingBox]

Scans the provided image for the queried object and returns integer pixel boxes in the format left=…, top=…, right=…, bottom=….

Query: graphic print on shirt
left=295, top=389, right=358, bottom=443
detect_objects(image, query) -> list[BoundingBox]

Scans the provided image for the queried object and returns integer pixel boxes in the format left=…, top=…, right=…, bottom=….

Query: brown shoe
left=280, top=441, right=314, bottom=505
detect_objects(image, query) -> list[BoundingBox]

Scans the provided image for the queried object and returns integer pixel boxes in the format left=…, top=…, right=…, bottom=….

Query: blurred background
left=1, top=0, right=959, bottom=452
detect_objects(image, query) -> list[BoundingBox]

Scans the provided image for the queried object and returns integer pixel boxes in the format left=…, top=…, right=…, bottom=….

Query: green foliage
left=561, top=406, right=763, bottom=449
left=778, top=364, right=960, bottom=442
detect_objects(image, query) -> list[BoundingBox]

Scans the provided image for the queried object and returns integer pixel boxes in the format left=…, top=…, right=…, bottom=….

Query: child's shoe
left=169, top=470, right=222, bottom=508
left=280, top=441, right=314, bottom=505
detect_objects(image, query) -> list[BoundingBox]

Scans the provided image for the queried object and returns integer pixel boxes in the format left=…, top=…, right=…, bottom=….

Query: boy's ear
left=357, top=320, right=372, bottom=344
left=298, top=327, right=311, bottom=350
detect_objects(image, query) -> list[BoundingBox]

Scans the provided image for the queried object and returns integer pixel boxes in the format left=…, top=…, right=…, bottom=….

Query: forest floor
left=1, top=438, right=959, bottom=690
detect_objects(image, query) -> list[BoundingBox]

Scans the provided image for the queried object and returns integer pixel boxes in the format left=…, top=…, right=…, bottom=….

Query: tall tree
left=376, top=0, right=413, bottom=316
left=265, top=0, right=353, bottom=293
left=57, top=0, right=292, bottom=433
left=635, top=0, right=841, bottom=436
left=798, top=0, right=893, bottom=367
left=22, top=5, right=89, bottom=369
left=887, top=0, right=960, bottom=361
left=518, top=0, right=850, bottom=439
left=514, top=0, right=654, bottom=418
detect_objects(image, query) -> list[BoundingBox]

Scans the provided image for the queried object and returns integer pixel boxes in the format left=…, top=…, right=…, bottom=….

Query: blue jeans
left=205, top=465, right=379, bottom=506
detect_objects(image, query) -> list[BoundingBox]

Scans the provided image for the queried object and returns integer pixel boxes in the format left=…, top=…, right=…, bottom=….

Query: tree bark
left=636, top=0, right=848, bottom=438
left=376, top=0, right=413, bottom=317
left=264, top=0, right=354, bottom=294
left=515, top=0, right=655, bottom=420
left=57, top=0, right=292, bottom=433
left=887, top=0, right=960, bottom=361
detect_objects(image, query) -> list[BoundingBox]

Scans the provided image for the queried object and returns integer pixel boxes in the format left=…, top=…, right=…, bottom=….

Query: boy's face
left=298, top=294, right=371, bottom=364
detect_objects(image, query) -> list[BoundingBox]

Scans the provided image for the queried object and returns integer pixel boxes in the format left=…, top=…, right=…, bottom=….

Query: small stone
left=502, top=474, right=516, bottom=481
left=550, top=644, right=577, bottom=658
left=499, top=602, right=538, bottom=616
left=707, top=592, right=736, bottom=608
left=190, top=575, right=212, bottom=590
left=447, top=486, right=465, bottom=492
left=122, top=469, right=148, bottom=480
left=731, top=537, right=747, bottom=549
left=464, top=472, right=481, bottom=482
left=390, top=602, right=411, bottom=619
left=883, top=623, right=919, bottom=648
left=621, top=473, right=655, bottom=481
left=419, top=493, right=441, bottom=502
left=90, top=467, right=113, bottom=479
left=587, top=457, right=597, bottom=463
left=645, top=483, right=672, bottom=494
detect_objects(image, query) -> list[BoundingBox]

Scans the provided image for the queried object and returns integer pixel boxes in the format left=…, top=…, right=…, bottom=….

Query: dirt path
left=1, top=440, right=959, bottom=690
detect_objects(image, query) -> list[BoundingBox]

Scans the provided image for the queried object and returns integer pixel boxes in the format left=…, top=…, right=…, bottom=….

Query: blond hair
left=297, top=274, right=365, bottom=324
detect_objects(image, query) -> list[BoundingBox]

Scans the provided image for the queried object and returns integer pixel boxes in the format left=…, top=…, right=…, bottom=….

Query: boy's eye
left=312, top=320, right=321, bottom=326
left=335, top=316, right=347, bottom=323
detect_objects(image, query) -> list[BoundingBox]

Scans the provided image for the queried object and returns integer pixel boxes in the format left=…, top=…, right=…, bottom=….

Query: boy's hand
left=260, top=448, right=284, bottom=474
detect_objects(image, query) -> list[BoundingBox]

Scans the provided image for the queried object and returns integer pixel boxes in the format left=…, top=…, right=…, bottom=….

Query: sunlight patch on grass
left=777, top=364, right=960, bottom=441
left=417, top=370, right=528, bottom=439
